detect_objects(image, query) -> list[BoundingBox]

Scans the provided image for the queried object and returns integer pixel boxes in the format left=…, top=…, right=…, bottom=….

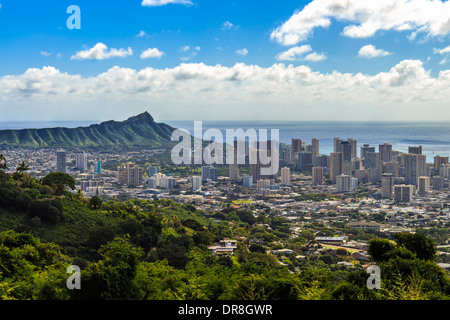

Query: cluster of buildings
left=3, top=136, right=450, bottom=212
left=277, top=138, right=450, bottom=203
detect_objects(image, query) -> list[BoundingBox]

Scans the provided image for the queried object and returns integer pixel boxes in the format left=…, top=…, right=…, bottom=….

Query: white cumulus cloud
left=434, top=45, right=450, bottom=55
left=276, top=45, right=326, bottom=62
left=271, top=0, right=450, bottom=46
left=304, top=52, right=327, bottom=62
left=222, top=21, right=239, bottom=30
left=136, top=30, right=148, bottom=38
left=1, top=60, right=449, bottom=121
left=358, top=45, right=392, bottom=58
left=71, top=43, right=133, bottom=60
left=140, top=48, right=164, bottom=59
left=179, top=45, right=200, bottom=61
left=236, top=48, right=248, bottom=57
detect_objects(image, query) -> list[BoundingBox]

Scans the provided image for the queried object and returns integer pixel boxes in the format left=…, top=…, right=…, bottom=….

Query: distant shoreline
left=2, top=120, right=450, bottom=162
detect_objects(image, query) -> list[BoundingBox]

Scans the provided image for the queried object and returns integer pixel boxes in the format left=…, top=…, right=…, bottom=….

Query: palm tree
left=16, top=161, right=30, bottom=173
left=0, top=154, right=8, bottom=170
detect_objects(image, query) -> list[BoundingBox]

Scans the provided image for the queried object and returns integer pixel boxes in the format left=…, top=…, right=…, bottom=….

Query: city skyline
left=0, top=0, right=449, bottom=122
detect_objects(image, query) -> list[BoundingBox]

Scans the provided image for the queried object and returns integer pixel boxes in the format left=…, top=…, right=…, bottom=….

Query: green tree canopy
left=41, top=172, right=76, bottom=194
left=394, top=232, right=436, bottom=261
left=367, top=238, right=397, bottom=262
left=0, top=154, right=8, bottom=170
left=89, top=196, right=103, bottom=210
left=16, top=161, right=30, bottom=173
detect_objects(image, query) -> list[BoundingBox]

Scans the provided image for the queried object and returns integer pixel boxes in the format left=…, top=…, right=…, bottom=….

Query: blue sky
left=0, top=0, right=449, bottom=122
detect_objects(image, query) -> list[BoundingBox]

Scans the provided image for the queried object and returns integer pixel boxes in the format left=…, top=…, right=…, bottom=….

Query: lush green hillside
left=1, top=170, right=449, bottom=300
left=0, top=111, right=175, bottom=149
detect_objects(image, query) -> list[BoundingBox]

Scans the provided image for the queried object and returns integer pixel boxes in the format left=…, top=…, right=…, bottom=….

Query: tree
left=16, top=161, right=30, bottom=173
left=182, top=218, right=204, bottom=231
left=367, top=238, right=397, bottom=262
left=0, top=230, right=70, bottom=300
left=249, top=244, right=266, bottom=254
left=394, top=232, right=436, bottom=261
left=237, top=210, right=257, bottom=226
left=89, top=196, right=103, bottom=210
left=72, top=236, right=143, bottom=300
left=30, top=200, right=64, bottom=224
left=0, top=154, right=8, bottom=170
left=192, top=230, right=215, bottom=246
left=87, top=225, right=117, bottom=249
left=41, top=172, right=75, bottom=194
left=336, top=248, right=349, bottom=256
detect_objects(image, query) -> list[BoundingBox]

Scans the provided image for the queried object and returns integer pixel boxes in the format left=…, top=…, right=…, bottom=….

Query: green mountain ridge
left=0, top=111, right=175, bottom=149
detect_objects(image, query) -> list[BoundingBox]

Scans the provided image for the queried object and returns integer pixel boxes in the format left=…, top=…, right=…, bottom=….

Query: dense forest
left=0, top=169, right=449, bottom=300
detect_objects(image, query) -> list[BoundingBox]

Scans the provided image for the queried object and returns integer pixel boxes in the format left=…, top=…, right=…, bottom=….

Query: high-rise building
left=243, top=174, right=253, bottom=187
left=379, top=143, right=393, bottom=163
left=394, top=185, right=415, bottom=203
left=232, top=139, right=248, bottom=164
left=209, top=166, right=218, bottom=181
left=148, top=178, right=157, bottom=189
left=201, top=165, right=210, bottom=181
left=201, top=165, right=218, bottom=181
left=347, top=138, right=357, bottom=159
left=383, top=161, right=399, bottom=177
left=340, top=141, right=352, bottom=162
left=118, top=162, right=143, bottom=187
left=364, top=152, right=381, bottom=170
left=299, top=152, right=313, bottom=171
left=343, top=160, right=353, bottom=176
left=333, top=138, right=343, bottom=153
left=311, top=138, right=319, bottom=157
left=330, top=152, right=343, bottom=183
left=129, top=165, right=143, bottom=187
left=75, top=151, right=87, bottom=172
left=408, top=146, right=422, bottom=155
left=291, top=138, right=302, bottom=154
left=312, top=167, right=324, bottom=185
left=56, top=150, right=67, bottom=173
left=192, top=176, right=202, bottom=191
left=404, top=153, right=427, bottom=186
left=368, top=168, right=381, bottom=183
left=95, top=161, right=102, bottom=174
left=360, top=144, right=376, bottom=160
left=352, top=158, right=361, bottom=171
left=354, top=169, right=368, bottom=183
left=281, top=167, right=290, bottom=185
left=249, top=149, right=277, bottom=181
left=149, top=166, right=158, bottom=177
left=313, top=154, right=328, bottom=168
left=434, top=155, right=449, bottom=171
left=431, top=176, right=445, bottom=190
left=417, top=176, right=430, bottom=196
left=336, top=174, right=357, bottom=192
left=351, top=177, right=358, bottom=191
left=257, top=179, right=270, bottom=190
left=229, top=162, right=239, bottom=181
left=440, top=164, right=450, bottom=178
left=280, top=144, right=292, bottom=163
left=381, top=173, right=394, bottom=198
left=151, top=172, right=176, bottom=189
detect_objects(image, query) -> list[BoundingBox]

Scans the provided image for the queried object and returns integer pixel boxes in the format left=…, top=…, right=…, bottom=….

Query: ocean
left=2, top=120, right=450, bottom=163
